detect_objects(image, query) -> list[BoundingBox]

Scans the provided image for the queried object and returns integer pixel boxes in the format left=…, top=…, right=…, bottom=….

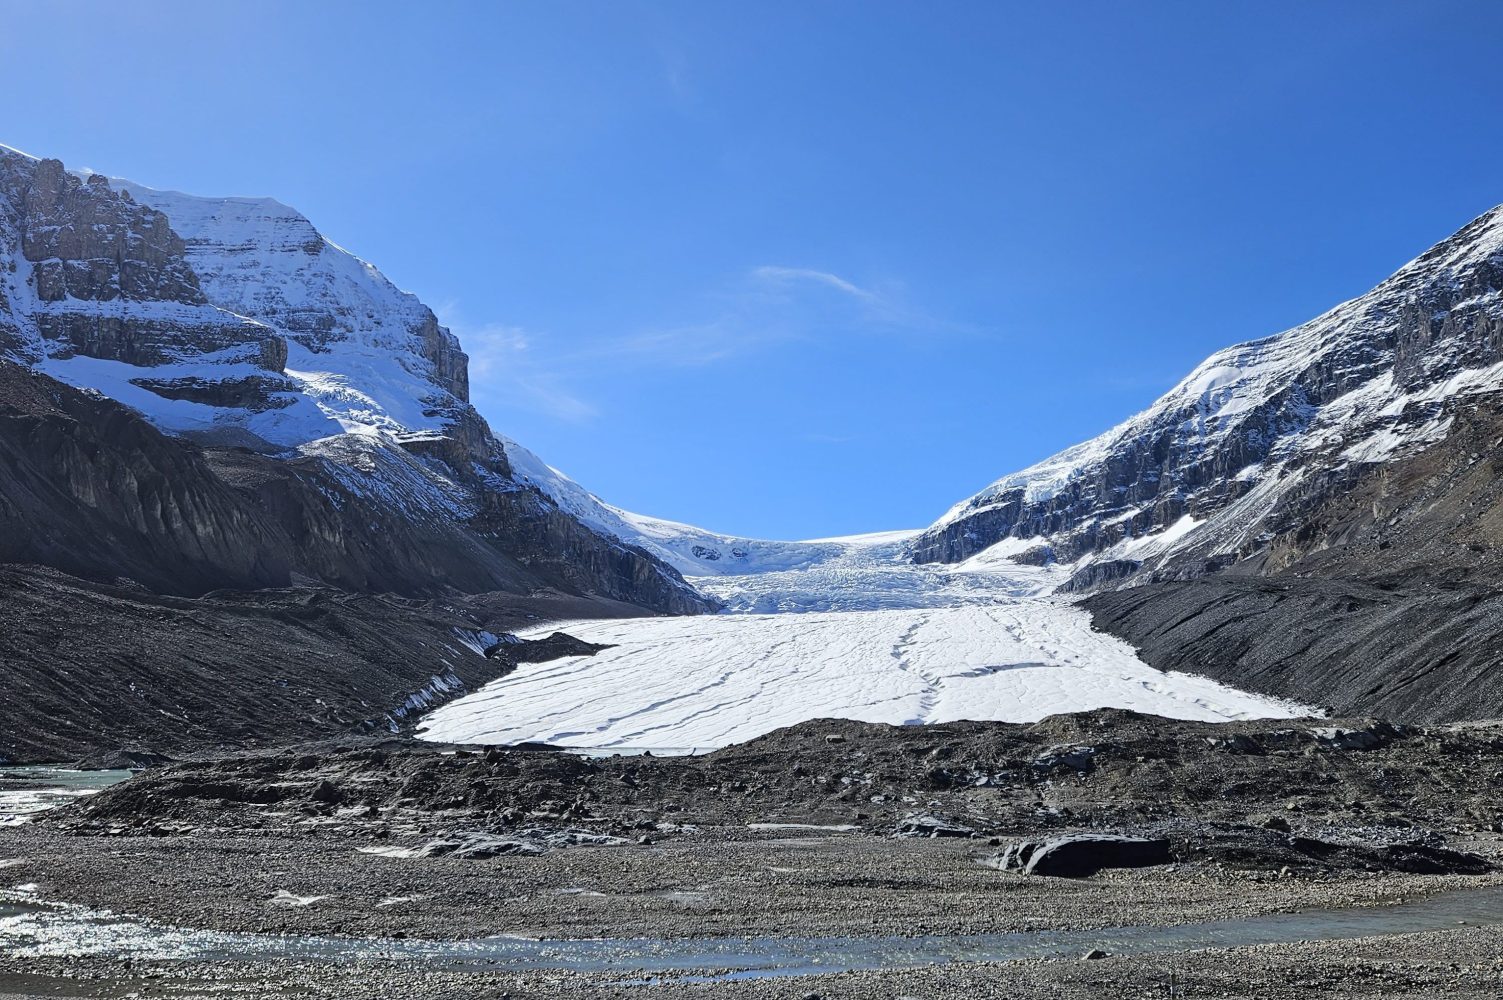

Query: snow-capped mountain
left=0, top=143, right=708, bottom=613
left=910, top=205, right=1503, bottom=591
left=0, top=145, right=482, bottom=456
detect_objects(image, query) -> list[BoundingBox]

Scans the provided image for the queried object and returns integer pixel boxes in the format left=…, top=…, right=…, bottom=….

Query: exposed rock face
left=909, top=206, right=1503, bottom=590
left=1083, top=390, right=1503, bottom=723
left=127, top=374, right=297, bottom=412
left=23, top=164, right=199, bottom=303
left=0, top=149, right=283, bottom=373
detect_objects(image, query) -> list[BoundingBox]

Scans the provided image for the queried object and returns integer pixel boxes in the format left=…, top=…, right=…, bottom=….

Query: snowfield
left=418, top=535, right=1310, bottom=751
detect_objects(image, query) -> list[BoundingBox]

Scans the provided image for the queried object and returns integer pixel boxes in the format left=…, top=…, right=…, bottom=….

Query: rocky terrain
left=58, top=709, right=1503, bottom=863
left=5, top=710, right=1503, bottom=996
left=1085, top=576, right=1503, bottom=724
left=1083, top=388, right=1503, bottom=722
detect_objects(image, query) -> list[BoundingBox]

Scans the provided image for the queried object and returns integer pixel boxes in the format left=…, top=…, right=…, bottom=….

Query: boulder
left=308, top=779, right=342, bottom=805
left=1031, top=745, right=1097, bottom=774
left=998, top=834, right=1171, bottom=877
left=1309, top=724, right=1401, bottom=752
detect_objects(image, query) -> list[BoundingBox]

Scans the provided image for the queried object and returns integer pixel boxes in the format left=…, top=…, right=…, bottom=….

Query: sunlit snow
left=418, top=535, right=1310, bottom=751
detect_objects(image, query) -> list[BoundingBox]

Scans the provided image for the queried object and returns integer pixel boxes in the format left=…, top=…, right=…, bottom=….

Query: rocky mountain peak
left=113, top=178, right=473, bottom=433
left=16, top=155, right=203, bottom=306
left=909, top=203, right=1503, bottom=591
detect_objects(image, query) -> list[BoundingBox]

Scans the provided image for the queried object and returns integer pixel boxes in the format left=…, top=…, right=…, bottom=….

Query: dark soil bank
left=0, top=565, right=638, bottom=764
left=72, top=709, right=1503, bottom=850
left=1084, top=576, right=1503, bottom=723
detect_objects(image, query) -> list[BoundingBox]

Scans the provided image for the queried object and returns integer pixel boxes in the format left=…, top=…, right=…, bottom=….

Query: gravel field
left=5, top=710, right=1503, bottom=997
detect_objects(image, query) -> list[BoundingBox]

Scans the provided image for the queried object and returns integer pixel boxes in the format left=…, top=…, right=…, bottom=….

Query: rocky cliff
left=0, top=152, right=284, bottom=376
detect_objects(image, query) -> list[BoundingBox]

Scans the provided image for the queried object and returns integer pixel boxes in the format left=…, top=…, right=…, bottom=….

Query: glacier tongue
left=417, top=535, right=1310, bottom=751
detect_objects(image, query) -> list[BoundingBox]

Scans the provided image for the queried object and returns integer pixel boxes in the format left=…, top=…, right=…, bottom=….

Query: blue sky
left=5, top=1, right=1503, bottom=538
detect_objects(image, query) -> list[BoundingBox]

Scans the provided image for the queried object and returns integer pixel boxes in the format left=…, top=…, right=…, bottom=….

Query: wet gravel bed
left=5, top=924, right=1503, bottom=999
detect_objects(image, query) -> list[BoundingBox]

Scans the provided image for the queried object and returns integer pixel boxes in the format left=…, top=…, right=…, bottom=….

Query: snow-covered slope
left=113, top=180, right=473, bottom=446
left=419, top=536, right=1309, bottom=750
left=910, top=206, right=1503, bottom=589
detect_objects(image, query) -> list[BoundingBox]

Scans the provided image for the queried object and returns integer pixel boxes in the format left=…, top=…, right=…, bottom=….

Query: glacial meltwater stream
left=3, top=887, right=1503, bottom=980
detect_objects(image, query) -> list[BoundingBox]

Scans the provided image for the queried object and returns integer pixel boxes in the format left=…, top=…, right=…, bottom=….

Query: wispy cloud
left=460, top=321, right=530, bottom=379
left=592, top=320, right=754, bottom=367
left=507, top=374, right=600, bottom=423
left=746, top=263, right=959, bottom=333
left=587, top=264, right=958, bottom=368
left=749, top=265, right=880, bottom=302
left=439, top=265, right=965, bottom=423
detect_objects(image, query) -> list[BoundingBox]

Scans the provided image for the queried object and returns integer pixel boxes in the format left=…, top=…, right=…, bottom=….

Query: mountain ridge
left=907, top=203, right=1503, bottom=591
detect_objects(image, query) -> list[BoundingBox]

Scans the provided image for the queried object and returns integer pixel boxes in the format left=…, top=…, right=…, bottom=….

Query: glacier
left=417, top=533, right=1310, bottom=751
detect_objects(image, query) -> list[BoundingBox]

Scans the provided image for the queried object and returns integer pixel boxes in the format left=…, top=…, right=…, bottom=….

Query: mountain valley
left=5, top=140, right=1503, bottom=998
